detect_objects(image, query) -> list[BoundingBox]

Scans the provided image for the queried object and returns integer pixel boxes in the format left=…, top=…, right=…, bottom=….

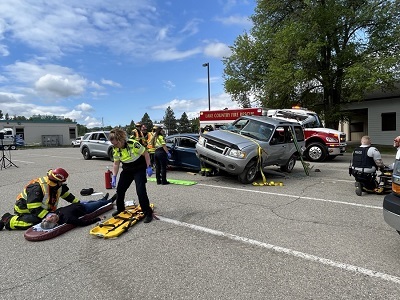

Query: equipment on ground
left=105, top=167, right=112, bottom=189
left=0, top=135, right=18, bottom=170
left=24, top=202, right=113, bottom=241
left=147, top=177, right=197, bottom=186
left=90, top=203, right=154, bottom=239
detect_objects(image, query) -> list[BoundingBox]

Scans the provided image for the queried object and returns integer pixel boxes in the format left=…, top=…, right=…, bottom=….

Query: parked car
left=383, top=160, right=400, bottom=235
left=165, top=133, right=201, bottom=171
left=80, top=131, right=113, bottom=161
left=71, top=136, right=83, bottom=147
left=196, top=116, right=305, bottom=184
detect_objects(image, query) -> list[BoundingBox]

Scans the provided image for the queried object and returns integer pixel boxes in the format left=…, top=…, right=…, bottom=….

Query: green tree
left=140, top=113, right=154, bottom=132
left=162, top=106, right=178, bottom=135
left=5, top=113, right=9, bottom=120
left=224, top=0, right=400, bottom=128
left=190, top=117, right=200, bottom=133
left=0, top=110, right=3, bottom=119
left=178, top=112, right=191, bottom=133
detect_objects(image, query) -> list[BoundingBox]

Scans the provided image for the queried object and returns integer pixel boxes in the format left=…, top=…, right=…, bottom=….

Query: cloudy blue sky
left=0, top=0, right=256, bottom=128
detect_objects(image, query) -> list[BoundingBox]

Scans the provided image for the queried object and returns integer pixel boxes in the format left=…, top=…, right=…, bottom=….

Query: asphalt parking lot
left=1, top=148, right=400, bottom=299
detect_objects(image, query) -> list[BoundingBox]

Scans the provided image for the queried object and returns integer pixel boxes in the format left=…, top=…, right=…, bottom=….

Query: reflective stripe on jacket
left=113, top=139, right=146, bottom=164
left=15, top=176, right=79, bottom=218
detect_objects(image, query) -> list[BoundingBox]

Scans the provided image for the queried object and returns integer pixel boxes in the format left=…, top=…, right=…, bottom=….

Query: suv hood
left=205, top=130, right=260, bottom=149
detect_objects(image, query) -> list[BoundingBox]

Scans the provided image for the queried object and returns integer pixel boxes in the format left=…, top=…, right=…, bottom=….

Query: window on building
left=381, top=112, right=396, bottom=131
left=350, top=122, right=364, bottom=132
left=69, top=128, right=76, bottom=139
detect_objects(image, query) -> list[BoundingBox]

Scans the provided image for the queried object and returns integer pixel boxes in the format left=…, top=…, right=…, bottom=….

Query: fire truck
left=199, top=107, right=346, bottom=162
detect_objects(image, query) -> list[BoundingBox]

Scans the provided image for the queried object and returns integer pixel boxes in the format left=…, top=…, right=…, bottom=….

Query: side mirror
left=270, top=138, right=278, bottom=145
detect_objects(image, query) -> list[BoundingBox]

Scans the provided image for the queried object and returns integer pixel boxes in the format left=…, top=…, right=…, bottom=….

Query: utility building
left=0, top=118, right=78, bottom=147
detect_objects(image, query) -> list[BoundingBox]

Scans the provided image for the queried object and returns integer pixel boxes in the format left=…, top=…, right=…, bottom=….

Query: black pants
left=116, top=167, right=152, bottom=216
left=352, top=170, right=378, bottom=191
left=155, top=148, right=168, bottom=184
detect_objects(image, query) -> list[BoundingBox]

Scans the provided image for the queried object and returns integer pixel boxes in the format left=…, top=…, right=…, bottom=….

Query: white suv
left=71, top=136, right=83, bottom=147
left=80, top=131, right=113, bottom=161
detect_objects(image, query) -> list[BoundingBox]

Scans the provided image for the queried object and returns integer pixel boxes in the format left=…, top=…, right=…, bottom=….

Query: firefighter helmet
left=47, top=168, right=69, bottom=182
left=135, top=122, right=142, bottom=127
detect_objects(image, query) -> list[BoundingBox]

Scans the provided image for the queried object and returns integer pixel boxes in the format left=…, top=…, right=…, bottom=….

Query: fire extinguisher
left=105, top=166, right=112, bottom=189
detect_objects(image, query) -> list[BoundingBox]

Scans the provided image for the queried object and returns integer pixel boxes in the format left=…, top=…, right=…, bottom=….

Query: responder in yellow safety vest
left=0, top=168, right=80, bottom=231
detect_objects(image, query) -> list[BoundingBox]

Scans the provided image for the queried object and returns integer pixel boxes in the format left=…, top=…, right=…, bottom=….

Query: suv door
left=266, top=125, right=293, bottom=165
left=176, top=136, right=199, bottom=169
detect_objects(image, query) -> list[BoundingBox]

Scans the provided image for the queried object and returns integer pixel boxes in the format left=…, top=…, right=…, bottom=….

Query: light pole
left=202, top=62, right=211, bottom=110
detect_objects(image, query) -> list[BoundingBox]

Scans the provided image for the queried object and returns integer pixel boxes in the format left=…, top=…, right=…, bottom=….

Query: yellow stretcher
left=90, top=203, right=154, bottom=239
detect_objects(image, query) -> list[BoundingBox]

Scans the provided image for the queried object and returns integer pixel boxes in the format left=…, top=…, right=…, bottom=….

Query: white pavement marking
left=11, top=160, right=35, bottom=164
left=197, top=184, right=382, bottom=210
left=159, top=216, right=400, bottom=285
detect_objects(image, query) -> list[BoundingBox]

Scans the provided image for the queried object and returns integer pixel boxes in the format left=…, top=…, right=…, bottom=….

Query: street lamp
left=202, top=62, right=211, bottom=110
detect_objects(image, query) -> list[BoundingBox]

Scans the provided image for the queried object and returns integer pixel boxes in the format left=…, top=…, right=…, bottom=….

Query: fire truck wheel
left=238, top=161, right=258, bottom=184
left=305, top=142, right=327, bottom=162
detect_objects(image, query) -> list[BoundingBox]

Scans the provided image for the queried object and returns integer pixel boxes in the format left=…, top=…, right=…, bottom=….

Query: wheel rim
left=247, top=165, right=257, bottom=181
left=308, top=146, right=322, bottom=160
left=287, top=157, right=295, bottom=171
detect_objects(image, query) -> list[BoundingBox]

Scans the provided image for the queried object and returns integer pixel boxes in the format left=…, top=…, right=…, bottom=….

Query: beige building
left=0, top=119, right=78, bottom=146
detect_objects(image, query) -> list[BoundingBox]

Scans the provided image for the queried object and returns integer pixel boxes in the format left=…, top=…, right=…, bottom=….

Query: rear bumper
left=383, top=193, right=400, bottom=231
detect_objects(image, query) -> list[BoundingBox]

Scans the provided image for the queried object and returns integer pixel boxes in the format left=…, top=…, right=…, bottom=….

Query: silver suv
left=196, top=116, right=305, bottom=184
left=80, top=131, right=113, bottom=161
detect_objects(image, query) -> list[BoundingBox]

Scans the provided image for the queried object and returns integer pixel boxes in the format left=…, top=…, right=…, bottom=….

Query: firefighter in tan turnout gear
left=0, top=168, right=80, bottom=231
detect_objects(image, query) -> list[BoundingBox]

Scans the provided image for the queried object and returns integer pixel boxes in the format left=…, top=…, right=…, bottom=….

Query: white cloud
left=151, top=92, right=238, bottom=120
left=153, top=47, right=202, bottom=61
left=215, top=15, right=252, bottom=27
left=180, top=19, right=202, bottom=36
left=101, top=78, right=121, bottom=87
left=0, top=44, right=9, bottom=56
left=35, top=74, right=87, bottom=98
left=163, top=80, right=175, bottom=90
left=204, top=42, right=231, bottom=58
left=76, top=102, right=94, bottom=112
left=84, top=116, right=102, bottom=128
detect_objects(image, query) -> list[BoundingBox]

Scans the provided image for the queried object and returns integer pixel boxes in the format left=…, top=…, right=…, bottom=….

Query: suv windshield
left=226, top=119, right=274, bottom=142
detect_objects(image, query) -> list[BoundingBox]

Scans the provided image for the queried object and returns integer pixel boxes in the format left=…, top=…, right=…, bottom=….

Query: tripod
left=0, top=139, right=18, bottom=170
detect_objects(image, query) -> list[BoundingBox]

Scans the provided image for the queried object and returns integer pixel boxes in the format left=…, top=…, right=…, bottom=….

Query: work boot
left=110, top=193, right=117, bottom=203
left=143, top=214, right=153, bottom=223
left=103, top=193, right=109, bottom=200
left=355, top=182, right=362, bottom=196
left=112, top=209, right=124, bottom=217
left=0, top=213, right=12, bottom=230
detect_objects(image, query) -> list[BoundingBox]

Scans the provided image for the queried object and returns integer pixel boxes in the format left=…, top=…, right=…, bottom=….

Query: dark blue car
left=165, top=133, right=200, bottom=171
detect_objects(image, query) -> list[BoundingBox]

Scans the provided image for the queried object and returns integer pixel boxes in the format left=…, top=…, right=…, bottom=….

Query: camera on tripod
left=0, top=130, right=18, bottom=170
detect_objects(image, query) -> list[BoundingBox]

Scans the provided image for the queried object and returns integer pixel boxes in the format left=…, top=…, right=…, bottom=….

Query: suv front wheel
left=82, top=147, right=92, bottom=160
left=238, top=161, right=258, bottom=184
left=280, top=154, right=296, bottom=172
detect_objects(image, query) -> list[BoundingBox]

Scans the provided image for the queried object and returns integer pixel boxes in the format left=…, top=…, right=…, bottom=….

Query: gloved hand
left=167, top=152, right=171, bottom=159
left=111, top=175, right=117, bottom=188
left=147, top=166, right=153, bottom=177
